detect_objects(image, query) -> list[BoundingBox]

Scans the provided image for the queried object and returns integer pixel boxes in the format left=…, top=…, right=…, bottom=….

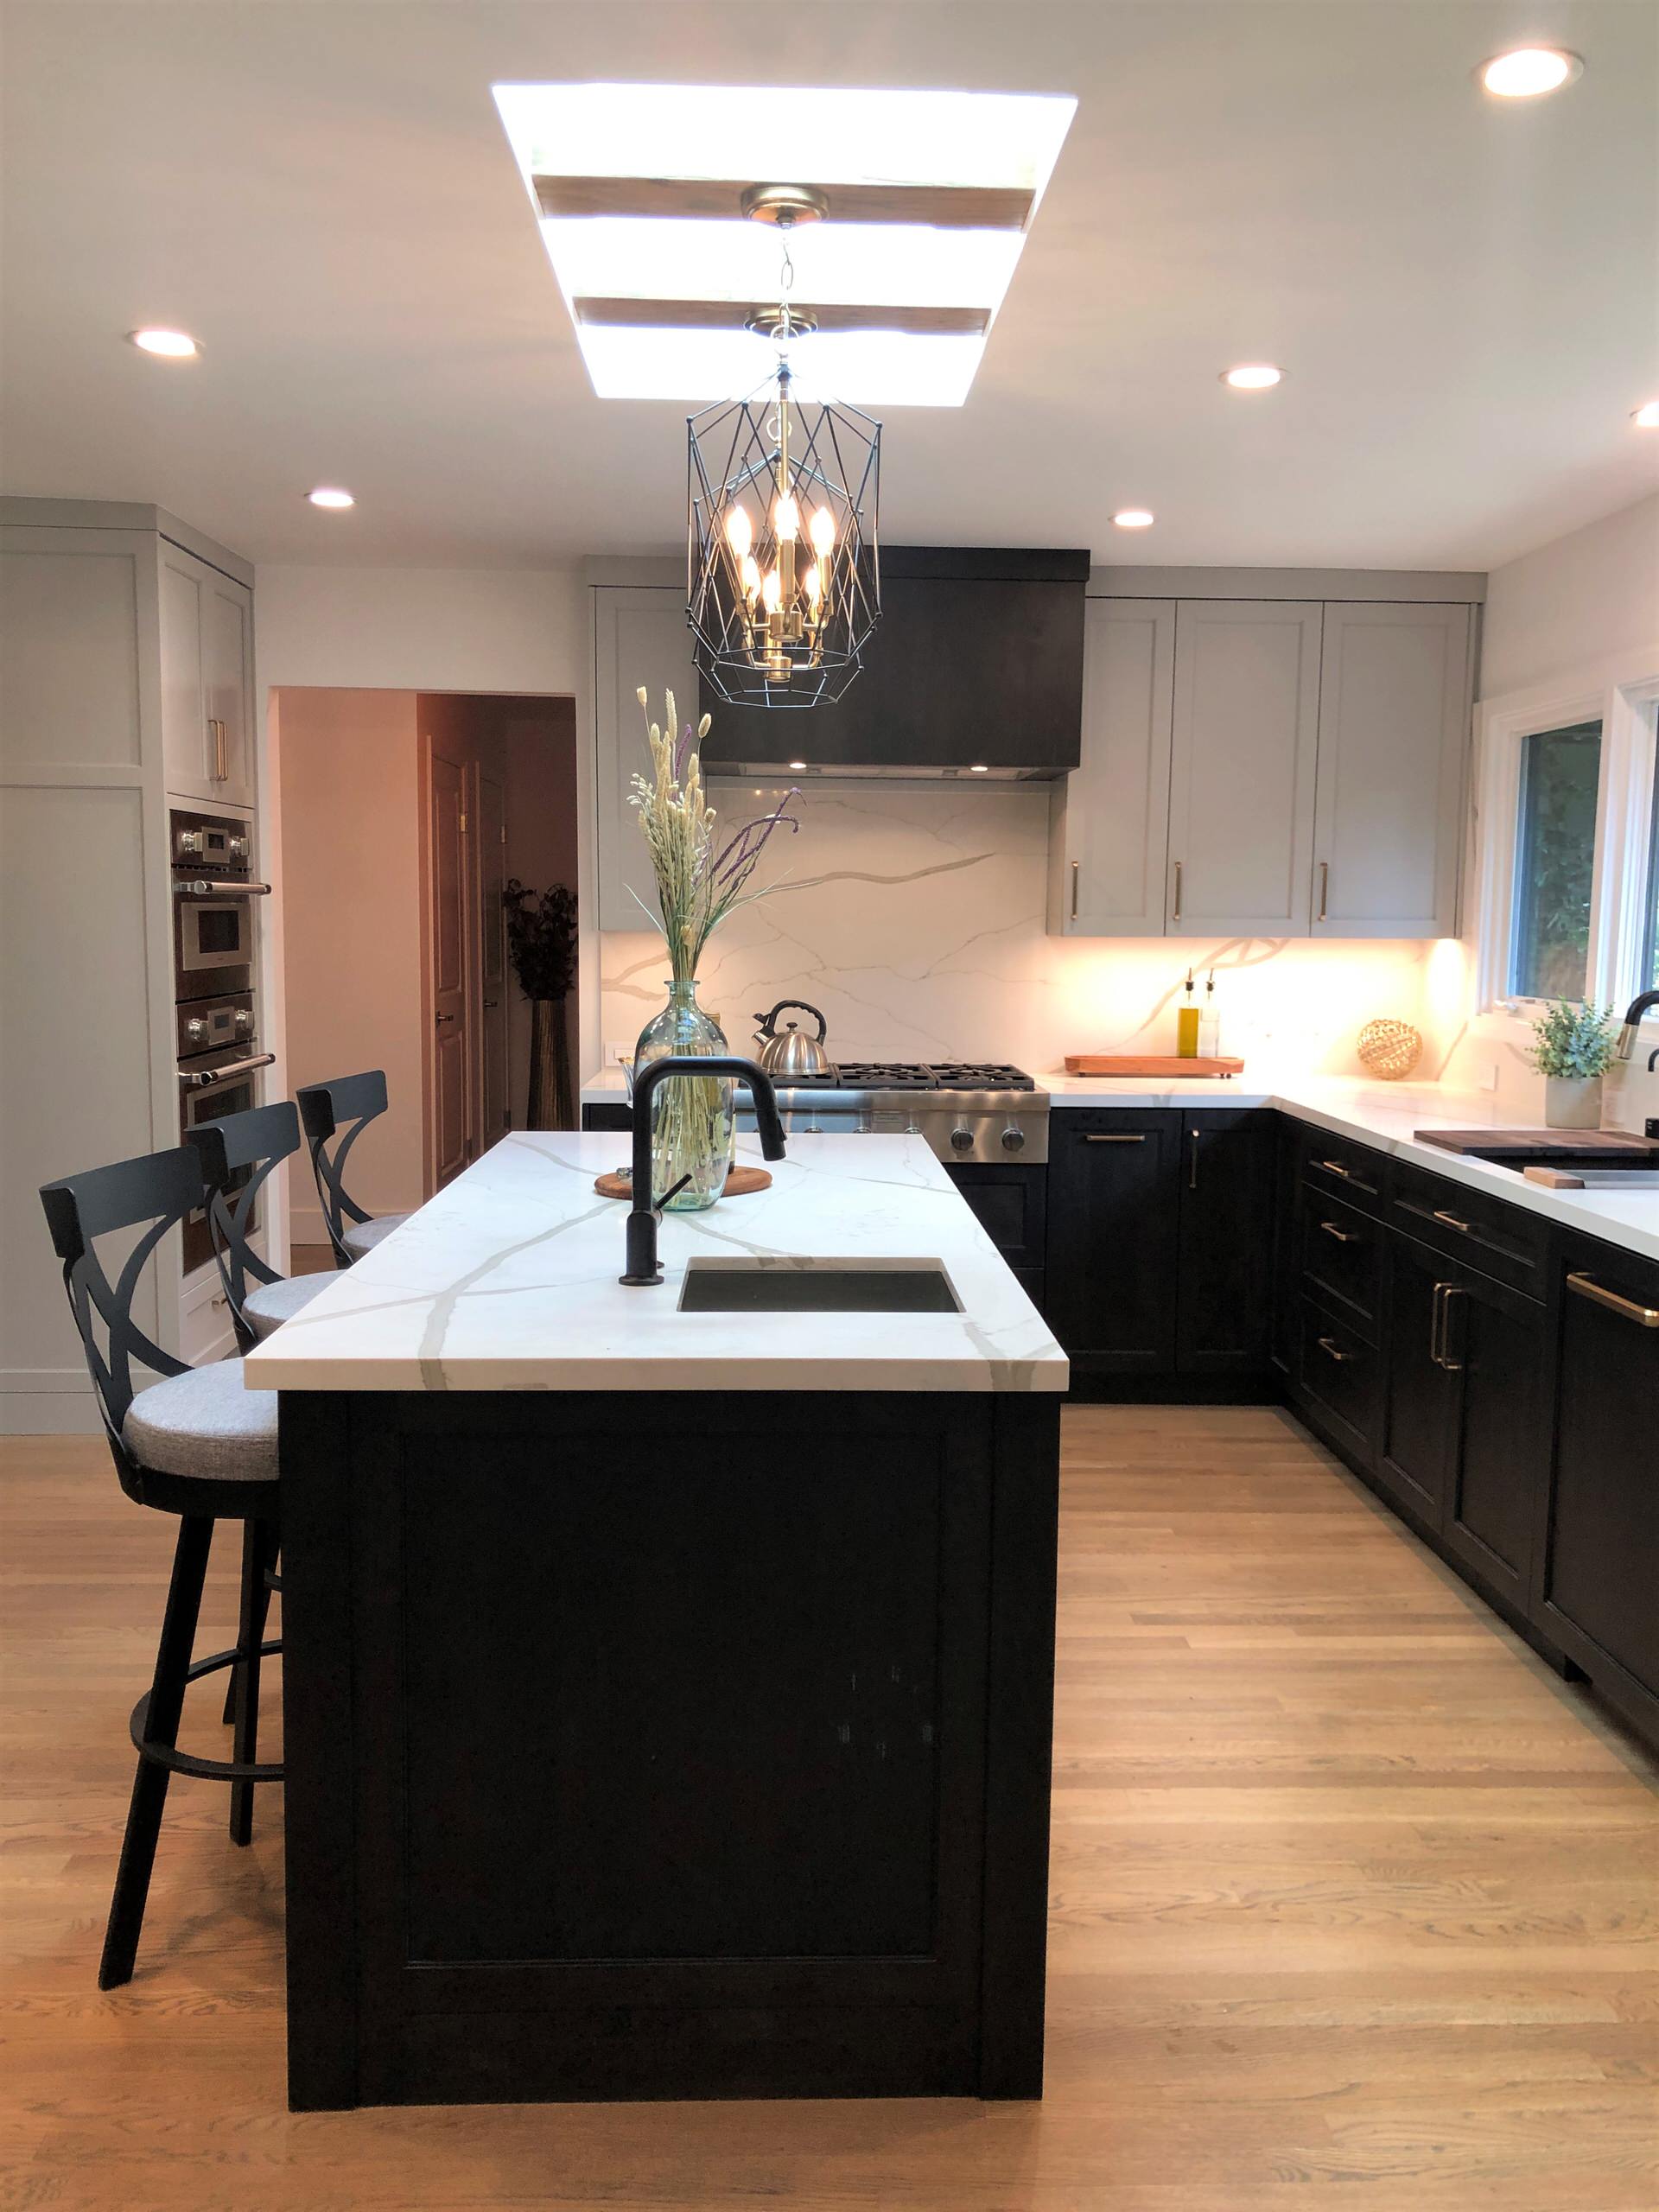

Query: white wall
left=1478, top=493, right=1659, bottom=701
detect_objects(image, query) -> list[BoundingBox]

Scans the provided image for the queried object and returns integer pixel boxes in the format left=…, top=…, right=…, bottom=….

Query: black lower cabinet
left=1294, top=1297, right=1381, bottom=1466
left=945, top=1162, right=1046, bottom=1312
left=1175, top=1109, right=1277, bottom=1375
left=1376, top=1233, right=1457, bottom=1529
left=1535, top=1235, right=1659, bottom=1742
left=1046, top=1111, right=1181, bottom=1379
left=1268, top=1116, right=1300, bottom=1379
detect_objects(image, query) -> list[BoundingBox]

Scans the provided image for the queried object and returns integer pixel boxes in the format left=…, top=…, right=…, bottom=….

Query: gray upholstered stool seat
left=342, top=1211, right=410, bottom=1261
left=122, top=1358, right=278, bottom=1484
left=242, top=1270, right=329, bottom=1338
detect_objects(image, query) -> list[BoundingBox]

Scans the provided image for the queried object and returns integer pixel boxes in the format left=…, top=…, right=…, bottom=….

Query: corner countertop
left=243, top=1131, right=1067, bottom=1395
left=1040, top=1071, right=1659, bottom=1267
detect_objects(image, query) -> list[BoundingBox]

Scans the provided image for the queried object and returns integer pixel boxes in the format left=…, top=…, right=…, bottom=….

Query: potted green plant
left=1528, top=999, right=1617, bottom=1129
left=503, top=880, right=577, bottom=1129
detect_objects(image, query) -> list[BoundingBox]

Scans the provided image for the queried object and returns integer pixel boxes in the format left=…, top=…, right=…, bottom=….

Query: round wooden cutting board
left=593, top=1165, right=772, bottom=1200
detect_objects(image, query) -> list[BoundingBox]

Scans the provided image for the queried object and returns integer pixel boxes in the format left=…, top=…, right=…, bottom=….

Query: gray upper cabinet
left=1311, top=602, right=1471, bottom=938
left=160, top=540, right=255, bottom=809
left=1048, top=599, right=1174, bottom=936
left=594, top=583, right=696, bottom=930
left=1166, top=600, right=1322, bottom=936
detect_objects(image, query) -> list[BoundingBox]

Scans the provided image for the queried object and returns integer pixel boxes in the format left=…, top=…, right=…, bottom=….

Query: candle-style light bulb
left=809, top=505, right=836, bottom=557
left=761, top=566, right=782, bottom=613
left=740, top=554, right=760, bottom=601
left=773, top=493, right=799, bottom=538
left=724, top=504, right=753, bottom=559
left=804, top=561, right=823, bottom=610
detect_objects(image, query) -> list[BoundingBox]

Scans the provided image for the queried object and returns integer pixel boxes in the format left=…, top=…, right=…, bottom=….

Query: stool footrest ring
left=130, top=1637, right=285, bottom=1783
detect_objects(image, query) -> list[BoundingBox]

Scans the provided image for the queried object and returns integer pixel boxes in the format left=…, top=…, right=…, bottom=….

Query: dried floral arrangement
left=629, top=688, right=799, bottom=978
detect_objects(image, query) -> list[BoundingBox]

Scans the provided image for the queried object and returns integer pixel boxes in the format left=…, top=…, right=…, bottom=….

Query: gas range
left=739, top=1061, right=1049, bottom=1166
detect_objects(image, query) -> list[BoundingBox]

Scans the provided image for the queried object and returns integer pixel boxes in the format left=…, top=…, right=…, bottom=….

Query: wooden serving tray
left=1414, top=1128, right=1659, bottom=1158
left=1064, top=1054, right=1245, bottom=1078
left=594, top=1165, right=772, bottom=1199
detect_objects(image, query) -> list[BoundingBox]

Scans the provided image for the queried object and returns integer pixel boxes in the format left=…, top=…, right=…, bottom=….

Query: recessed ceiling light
left=1222, top=362, right=1282, bottom=391
left=1478, top=47, right=1582, bottom=98
left=1633, top=400, right=1659, bottom=429
left=306, top=486, right=355, bottom=510
left=969, top=763, right=990, bottom=773
left=1112, top=509, right=1154, bottom=530
left=128, top=327, right=199, bottom=359
left=491, top=82, right=1076, bottom=405
left=788, top=760, right=807, bottom=771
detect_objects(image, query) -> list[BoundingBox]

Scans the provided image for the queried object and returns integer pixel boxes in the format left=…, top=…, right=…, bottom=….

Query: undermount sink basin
left=677, top=1259, right=961, bottom=1314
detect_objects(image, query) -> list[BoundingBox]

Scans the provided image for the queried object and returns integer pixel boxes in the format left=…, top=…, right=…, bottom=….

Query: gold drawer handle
left=1567, top=1272, right=1659, bottom=1328
left=1432, top=1207, right=1473, bottom=1235
left=1319, top=1218, right=1360, bottom=1244
left=1317, top=1335, right=1356, bottom=1363
left=1317, top=1157, right=1353, bottom=1179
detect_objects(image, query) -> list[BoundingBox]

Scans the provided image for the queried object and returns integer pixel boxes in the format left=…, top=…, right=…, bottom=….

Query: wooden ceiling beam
left=533, top=175, right=1033, bottom=230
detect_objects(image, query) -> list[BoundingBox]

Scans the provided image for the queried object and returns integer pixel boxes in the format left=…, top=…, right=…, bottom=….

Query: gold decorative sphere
left=1357, top=1017, right=1423, bottom=1081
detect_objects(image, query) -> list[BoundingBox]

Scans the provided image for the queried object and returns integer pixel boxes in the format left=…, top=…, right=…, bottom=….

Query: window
left=1509, top=720, right=1601, bottom=999
left=1643, top=731, right=1659, bottom=993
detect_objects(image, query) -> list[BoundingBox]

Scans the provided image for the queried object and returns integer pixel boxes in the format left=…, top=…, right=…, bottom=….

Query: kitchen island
left=245, top=1131, right=1066, bottom=2111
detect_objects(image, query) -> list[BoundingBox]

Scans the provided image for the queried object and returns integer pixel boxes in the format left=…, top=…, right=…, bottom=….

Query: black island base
left=279, top=1387, right=1061, bottom=2110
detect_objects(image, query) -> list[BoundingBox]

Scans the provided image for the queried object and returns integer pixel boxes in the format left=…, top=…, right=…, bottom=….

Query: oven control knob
left=233, top=1007, right=253, bottom=1032
left=950, top=1124, right=975, bottom=1154
left=228, top=834, right=249, bottom=861
left=1001, top=1122, right=1026, bottom=1153
left=185, top=1016, right=208, bottom=1041
left=176, top=829, right=204, bottom=857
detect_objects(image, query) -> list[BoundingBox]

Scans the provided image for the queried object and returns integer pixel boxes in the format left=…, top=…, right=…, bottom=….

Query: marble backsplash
left=599, top=780, right=1457, bottom=1081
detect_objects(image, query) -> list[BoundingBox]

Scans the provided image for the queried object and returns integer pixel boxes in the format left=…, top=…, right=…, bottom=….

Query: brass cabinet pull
left=1172, top=860, right=1182, bottom=925
left=1440, top=1285, right=1465, bottom=1370
left=1567, top=1271, right=1659, bottom=1327
left=1084, top=1132, right=1147, bottom=1144
left=1317, top=1157, right=1352, bottom=1179
left=1071, top=859, right=1079, bottom=919
left=1189, top=1128, right=1200, bottom=1190
left=1317, top=1334, right=1355, bottom=1364
left=207, top=717, right=227, bottom=780
left=1429, top=1282, right=1446, bottom=1367
left=1432, top=1207, right=1473, bottom=1235
left=1319, top=1218, right=1359, bottom=1243
left=1318, top=859, right=1329, bottom=924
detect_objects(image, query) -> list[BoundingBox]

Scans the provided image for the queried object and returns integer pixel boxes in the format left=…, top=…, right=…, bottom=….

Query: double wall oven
left=173, top=807, right=272, bottom=1270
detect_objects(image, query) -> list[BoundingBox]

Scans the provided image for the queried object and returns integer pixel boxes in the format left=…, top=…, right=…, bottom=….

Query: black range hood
left=698, top=546, right=1088, bottom=779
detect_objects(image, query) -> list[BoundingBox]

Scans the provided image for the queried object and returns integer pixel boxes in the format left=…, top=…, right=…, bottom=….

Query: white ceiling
left=3, top=1, right=1656, bottom=571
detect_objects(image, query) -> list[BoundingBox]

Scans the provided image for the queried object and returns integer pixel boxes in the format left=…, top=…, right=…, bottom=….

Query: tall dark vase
left=527, top=997, right=573, bottom=1130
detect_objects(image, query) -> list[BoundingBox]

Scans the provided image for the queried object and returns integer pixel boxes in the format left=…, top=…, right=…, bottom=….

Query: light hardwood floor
left=4, top=1407, right=1656, bottom=2210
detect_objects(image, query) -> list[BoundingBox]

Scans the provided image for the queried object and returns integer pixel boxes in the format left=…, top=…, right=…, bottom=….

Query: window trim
left=1473, top=646, right=1659, bottom=1020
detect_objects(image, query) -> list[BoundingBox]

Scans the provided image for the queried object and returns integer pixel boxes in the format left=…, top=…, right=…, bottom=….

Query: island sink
left=678, top=1258, right=961, bottom=1313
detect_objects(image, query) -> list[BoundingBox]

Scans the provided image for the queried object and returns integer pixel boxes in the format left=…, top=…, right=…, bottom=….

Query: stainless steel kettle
left=753, top=1000, right=833, bottom=1081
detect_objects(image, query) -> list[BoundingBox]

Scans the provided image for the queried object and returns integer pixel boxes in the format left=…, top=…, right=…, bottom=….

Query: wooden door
left=1439, top=1260, right=1544, bottom=1611
left=1166, top=600, right=1321, bottom=935
left=1045, top=1111, right=1180, bottom=1376
left=477, top=769, right=508, bottom=1147
left=428, top=752, right=471, bottom=1188
left=1376, top=1231, right=1455, bottom=1529
left=1050, top=599, right=1175, bottom=936
left=1175, top=1109, right=1275, bottom=1375
left=1312, top=602, right=1471, bottom=938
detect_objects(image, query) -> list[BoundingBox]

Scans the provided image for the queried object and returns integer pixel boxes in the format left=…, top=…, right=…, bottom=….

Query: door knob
left=435, top=1011, right=456, bottom=1027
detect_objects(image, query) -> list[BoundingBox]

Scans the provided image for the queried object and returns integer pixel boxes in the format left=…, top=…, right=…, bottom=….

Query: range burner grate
left=830, top=1062, right=1036, bottom=1092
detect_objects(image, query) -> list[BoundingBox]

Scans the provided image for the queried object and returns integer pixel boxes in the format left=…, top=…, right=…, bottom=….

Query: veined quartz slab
left=244, top=1132, right=1066, bottom=1395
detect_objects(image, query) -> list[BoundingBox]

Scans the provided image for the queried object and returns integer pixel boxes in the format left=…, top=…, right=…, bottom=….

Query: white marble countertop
left=244, top=1131, right=1067, bottom=1395
left=1040, top=1071, right=1659, bottom=1265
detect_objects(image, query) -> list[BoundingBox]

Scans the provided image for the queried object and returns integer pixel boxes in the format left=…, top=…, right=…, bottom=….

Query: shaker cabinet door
left=1175, top=1109, right=1276, bottom=1374
left=1046, top=1111, right=1181, bottom=1375
left=160, top=543, right=254, bottom=808
left=1166, top=600, right=1321, bottom=936
left=1049, top=599, right=1174, bottom=936
left=594, top=585, right=695, bottom=930
left=1311, top=601, right=1470, bottom=938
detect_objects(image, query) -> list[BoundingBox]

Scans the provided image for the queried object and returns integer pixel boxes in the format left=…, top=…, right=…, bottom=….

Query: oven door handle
left=179, top=1053, right=274, bottom=1090
left=175, top=879, right=271, bottom=898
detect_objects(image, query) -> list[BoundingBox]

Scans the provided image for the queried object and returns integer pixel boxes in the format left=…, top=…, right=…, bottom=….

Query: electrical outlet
left=605, top=1039, right=632, bottom=1068
left=1478, top=1061, right=1499, bottom=1092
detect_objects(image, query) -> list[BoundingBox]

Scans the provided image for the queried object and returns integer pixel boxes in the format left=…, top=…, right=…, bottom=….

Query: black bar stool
left=296, top=1070, right=412, bottom=1269
left=39, top=1146, right=283, bottom=1988
left=188, top=1102, right=329, bottom=1351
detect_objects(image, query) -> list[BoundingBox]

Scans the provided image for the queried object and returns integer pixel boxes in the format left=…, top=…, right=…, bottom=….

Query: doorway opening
left=274, top=688, right=579, bottom=1261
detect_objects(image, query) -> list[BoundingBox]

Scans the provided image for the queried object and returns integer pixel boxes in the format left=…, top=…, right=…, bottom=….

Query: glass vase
left=632, top=977, right=734, bottom=1211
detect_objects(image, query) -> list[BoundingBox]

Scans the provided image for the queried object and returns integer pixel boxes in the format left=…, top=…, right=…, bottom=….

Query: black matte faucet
left=621, top=1055, right=786, bottom=1286
left=1616, top=991, right=1659, bottom=1060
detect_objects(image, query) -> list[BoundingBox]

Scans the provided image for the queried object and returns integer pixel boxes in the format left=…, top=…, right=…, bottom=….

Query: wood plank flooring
left=3, top=1407, right=1656, bottom=2209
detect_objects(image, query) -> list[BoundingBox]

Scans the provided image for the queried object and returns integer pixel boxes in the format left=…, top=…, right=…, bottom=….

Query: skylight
left=492, top=82, right=1076, bottom=406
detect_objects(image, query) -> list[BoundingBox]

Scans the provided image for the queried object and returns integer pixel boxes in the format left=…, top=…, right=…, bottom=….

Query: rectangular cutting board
left=1414, top=1127, right=1659, bottom=1157
left=1063, top=1054, right=1245, bottom=1078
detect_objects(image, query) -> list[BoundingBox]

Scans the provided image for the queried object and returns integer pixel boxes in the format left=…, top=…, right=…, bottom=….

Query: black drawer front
left=1387, top=1159, right=1548, bottom=1298
left=582, top=1103, right=634, bottom=1134
left=1300, top=1192, right=1382, bottom=1335
left=1300, top=1126, right=1386, bottom=1217
left=1294, top=1300, right=1380, bottom=1465
left=946, top=1163, right=1047, bottom=1274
